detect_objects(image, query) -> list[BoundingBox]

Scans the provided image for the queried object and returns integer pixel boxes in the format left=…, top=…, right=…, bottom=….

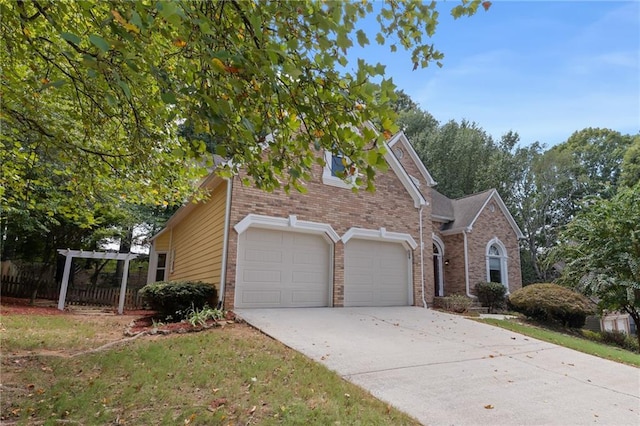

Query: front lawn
left=1, top=310, right=420, bottom=425
left=478, top=317, right=640, bottom=367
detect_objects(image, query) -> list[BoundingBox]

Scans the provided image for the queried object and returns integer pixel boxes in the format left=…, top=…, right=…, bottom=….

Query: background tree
left=620, top=135, right=640, bottom=188
left=550, top=183, right=640, bottom=348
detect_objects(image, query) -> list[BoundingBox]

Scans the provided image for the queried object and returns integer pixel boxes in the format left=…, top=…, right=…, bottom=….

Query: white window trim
left=432, top=234, right=445, bottom=297
left=148, top=250, right=169, bottom=283
left=485, top=237, right=509, bottom=292
left=341, top=227, right=417, bottom=250
left=234, top=213, right=340, bottom=243
left=322, top=151, right=358, bottom=189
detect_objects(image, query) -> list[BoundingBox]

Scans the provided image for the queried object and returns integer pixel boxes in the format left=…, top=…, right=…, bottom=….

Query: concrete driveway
left=235, top=307, right=639, bottom=426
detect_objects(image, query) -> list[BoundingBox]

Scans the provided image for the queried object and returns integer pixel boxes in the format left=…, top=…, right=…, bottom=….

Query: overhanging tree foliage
left=550, top=183, right=640, bottom=348
left=1, top=0, right=487, bottom=231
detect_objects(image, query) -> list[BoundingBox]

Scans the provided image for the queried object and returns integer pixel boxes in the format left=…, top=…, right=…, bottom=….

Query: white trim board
left=234, top=214, right=340, bottom=243
left=341, top=227, right=418, bottom=250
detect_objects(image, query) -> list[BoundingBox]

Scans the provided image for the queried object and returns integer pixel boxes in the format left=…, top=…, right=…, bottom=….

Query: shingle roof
left=432, top=189, right=496, bottom=233
left=431, top=189, right=454, bottom=221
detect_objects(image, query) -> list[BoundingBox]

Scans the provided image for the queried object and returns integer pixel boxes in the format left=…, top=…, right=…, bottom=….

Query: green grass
left=1, top=314, right=118, bottom=352
left=1, top=315, right=421, bottom=425
left=479, top=318, right=640, bottom=367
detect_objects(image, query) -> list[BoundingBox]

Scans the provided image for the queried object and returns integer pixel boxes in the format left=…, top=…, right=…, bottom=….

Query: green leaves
left=60, top=32, right=81, bottom=45
left=551, top=182, right=640, bottom=336
left=2, top=0, right=485, bottom=231
left=88, top=34, right=110, bottom=52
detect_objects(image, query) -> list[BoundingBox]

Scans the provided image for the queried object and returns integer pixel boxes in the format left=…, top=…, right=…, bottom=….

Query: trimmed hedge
left=475, top=282, right=507, bottom=313
left=138, top=281, right=216, bottom=320
left=436, top=294, right=472, bottom=313
left=508, top=283, right=595, bottom=328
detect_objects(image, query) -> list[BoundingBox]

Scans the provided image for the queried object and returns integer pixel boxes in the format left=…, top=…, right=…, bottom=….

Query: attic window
left=322, top=151, right=357, bottom=189
left=394, top=147, right=404, bottom=159
left=489, top=202, right=496, bottom=213
left=330, top=152, right=346, bottom=177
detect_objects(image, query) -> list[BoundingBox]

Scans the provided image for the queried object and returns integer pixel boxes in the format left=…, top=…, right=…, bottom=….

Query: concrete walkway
left=235, top=307, right=640, bottom=426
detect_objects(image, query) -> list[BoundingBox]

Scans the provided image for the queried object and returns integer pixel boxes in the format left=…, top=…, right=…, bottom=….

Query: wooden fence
left=1, top=274, right=144, bottom=309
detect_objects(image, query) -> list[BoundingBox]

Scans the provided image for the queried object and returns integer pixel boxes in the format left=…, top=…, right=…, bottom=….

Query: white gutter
left=463, top=229, right=473, bottom=298
left=419, top=206, right=427, bottom=308
left=218, top=178, right=233, bottom=309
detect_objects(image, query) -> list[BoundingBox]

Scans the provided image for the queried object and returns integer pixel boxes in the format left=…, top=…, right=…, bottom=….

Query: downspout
left=419, top=206, right=427, bottom=308
left=218, top=178, right=233, bottom=309
left=463, top=229, right=473, bottom=298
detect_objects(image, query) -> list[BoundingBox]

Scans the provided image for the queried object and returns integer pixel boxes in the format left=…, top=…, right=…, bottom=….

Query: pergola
left=57, top=249, right=140, bottom=315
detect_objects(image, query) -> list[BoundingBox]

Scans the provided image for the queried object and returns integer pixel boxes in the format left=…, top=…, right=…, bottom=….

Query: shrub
left=185, top=304, right=224, bottom=327
left=508, top=283, right=595, bottom=328
left=139, top=281, right=216, bottom=320
left=580, top=329, right=640, bottom=352
left=439, top=294, right=472, bottom=313
left=475, top=282, right=507, bottom=313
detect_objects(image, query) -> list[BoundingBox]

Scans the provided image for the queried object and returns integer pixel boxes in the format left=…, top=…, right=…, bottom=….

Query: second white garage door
left=344, top=239, right=411, bottom=307
left=235, top=228, right=331, bottom=308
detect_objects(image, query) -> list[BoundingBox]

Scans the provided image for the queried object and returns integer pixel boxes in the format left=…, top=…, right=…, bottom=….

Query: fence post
left=117, top=258, right=131, bottom=315
left=57, top=253, right=73, bottom=311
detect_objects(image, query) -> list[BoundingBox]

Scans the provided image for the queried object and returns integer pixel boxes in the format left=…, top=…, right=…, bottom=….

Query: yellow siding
left=154, top=232, right=171, bottom=251
left=166, top=181, right=227, bottom=290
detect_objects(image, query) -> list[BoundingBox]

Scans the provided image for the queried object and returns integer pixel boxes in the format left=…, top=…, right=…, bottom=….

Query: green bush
left=508, top=283, right=595, bottom=328
left=139, top=281, right=216, bottom=320
left=475, top=282, right=507, bottom=313
left=580, top=329, right=639, bottom=352
left=439, top=294, right=472, bottom=313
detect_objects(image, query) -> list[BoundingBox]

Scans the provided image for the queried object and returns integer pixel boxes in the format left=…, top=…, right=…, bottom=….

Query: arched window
left=432, top=235, right=445, bottom=297
left=486, top=238, right=508, bottom=290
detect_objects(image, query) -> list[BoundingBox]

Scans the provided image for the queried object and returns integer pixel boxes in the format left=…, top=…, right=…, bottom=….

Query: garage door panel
left=236, top=228, right=331, bottom=308
left=240, top=291, right=281, bottom=305
left=292, top=271, right=325, bottom=283
left=244, top=248, right=283, bottom=263
left=344, top=239, right=410, bottom=307
left=293, top=252, right=322, bottom=265
left=242, top=269, right=281, bottom=283
left=345, top=291, right=375, bottom=306
left=246, top=228, right=283, bottom=244
left=291, top=290, right=327, bottom=304
left=292, top=232, right=324, bottom=246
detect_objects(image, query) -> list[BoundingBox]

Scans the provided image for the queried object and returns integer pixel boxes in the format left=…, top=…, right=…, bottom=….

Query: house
left=147, top=131, right=523, bottom=309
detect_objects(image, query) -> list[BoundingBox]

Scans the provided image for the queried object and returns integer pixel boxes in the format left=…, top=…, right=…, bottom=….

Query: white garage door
left=344, top=239, right=411, bottom=307
left=235, top=228, right=331, bottom=308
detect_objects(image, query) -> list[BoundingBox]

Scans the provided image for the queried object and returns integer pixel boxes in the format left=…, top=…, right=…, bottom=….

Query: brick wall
left=393, top=137, right=435, bottom=304
left=466, top=201, right=522, bottom=294
left=441, top=233, right=467, bottom=295
left=224, top=156, right=425, bottom=310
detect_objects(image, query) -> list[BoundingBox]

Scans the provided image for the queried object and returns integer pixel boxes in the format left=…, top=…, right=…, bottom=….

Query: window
left=330, top=152, right=346, bottom=177
left=433, top=242, right=444, bottom=297
left=322, top=151, right=356, bottom=189
left=486, top=239, right=508, bottom=290
left=155, top=252, right=168, bottom=282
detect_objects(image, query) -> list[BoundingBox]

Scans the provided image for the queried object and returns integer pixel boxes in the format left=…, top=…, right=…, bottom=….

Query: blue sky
left=352, top=1, right=640, bottom=147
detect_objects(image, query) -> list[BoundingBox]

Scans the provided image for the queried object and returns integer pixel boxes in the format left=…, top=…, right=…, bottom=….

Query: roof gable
left=388, top=132, right=437, bottom=187
left=381, top=140, right=426, bottom=208
left=438, top=189, right=524, bottom=239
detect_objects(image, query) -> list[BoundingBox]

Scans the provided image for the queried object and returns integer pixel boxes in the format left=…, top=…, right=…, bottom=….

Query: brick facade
left=465, top=201, right=523, bottom=294
left=157, top=133, right=523, bottom=310
left=224, top=156, right=424, bottom=310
